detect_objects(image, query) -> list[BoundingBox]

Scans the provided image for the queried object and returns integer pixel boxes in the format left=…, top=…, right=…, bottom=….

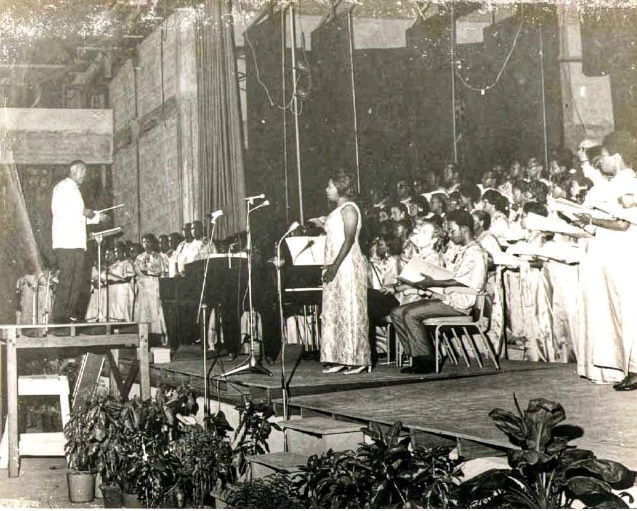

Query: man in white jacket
left=51, top=160, right=106, bottom=324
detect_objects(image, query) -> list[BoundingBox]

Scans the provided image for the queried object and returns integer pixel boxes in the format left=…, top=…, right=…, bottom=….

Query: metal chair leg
left=451, top=329, right=471, bottom=367
left=479, top=329, right=501, bottom=370
left=463, top=327, right=484, bottom=368
left=440, top=330, right=459, bottom=365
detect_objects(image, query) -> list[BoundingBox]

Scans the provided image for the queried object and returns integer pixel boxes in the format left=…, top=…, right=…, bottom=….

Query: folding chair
left=423, top=292, right=500, bottom=373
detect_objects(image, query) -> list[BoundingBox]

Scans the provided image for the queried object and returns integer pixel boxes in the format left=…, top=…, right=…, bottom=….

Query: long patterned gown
left=133, top=251, right=167, bottom=336
left=321, top=202, right=371, bottom=367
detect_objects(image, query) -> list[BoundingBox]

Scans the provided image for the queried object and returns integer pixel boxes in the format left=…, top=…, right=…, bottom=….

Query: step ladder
left=0, top=375, right=70, bottom=469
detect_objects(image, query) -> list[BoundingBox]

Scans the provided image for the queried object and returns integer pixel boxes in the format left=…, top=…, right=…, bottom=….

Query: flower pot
left=94, top=472, right=102, bottom=499
left=100, top=484, right=123, bottom=508
left=67, top=471, right=95, bottom=503
left=121, top=492, right=145, bottom=508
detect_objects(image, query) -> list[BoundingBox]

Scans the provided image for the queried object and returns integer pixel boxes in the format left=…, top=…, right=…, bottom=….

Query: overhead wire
left=453, top=5, right=525, bottom=95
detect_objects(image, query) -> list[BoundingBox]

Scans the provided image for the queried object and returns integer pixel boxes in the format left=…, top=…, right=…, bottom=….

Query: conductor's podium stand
left=0, top=375, right=70, bottom=469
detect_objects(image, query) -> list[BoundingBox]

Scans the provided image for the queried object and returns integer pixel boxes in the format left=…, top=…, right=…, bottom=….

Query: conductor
left=51, top=160, right=108, bottom=324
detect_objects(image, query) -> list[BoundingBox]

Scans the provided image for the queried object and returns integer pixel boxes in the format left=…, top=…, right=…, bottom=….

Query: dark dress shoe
left=613, top=375, right=637, bottom=391
left=401, top=357, right=436, bottom=374
left=52, top=327, right=71, bottom=337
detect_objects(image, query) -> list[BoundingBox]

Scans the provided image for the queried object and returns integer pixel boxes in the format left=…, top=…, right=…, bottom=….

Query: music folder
left=284, top=236, right=326, bottom=266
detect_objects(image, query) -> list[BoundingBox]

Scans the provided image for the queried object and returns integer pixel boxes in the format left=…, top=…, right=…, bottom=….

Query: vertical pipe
left=539, top=27, right=549, bottom=172
left=281, top=7, right=290, bottom=225
left=450, top=5, right=458, bottom=164
left=289, top=4, right=304, bottom=224
left=347, top=9, right=361, bottom=193
left=133, top=63, right=141, bottom=242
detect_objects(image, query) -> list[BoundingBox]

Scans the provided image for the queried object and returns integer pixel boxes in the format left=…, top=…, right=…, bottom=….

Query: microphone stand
left=275, top=225, right=297, bottom=420
left=197, top=219, right=219, bottom=423
left=222, top=200, right=273, bottom=377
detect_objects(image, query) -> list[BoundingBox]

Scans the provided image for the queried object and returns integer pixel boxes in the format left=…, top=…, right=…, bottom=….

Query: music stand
left=87, top=227, right=122, bottom=322
left=222, top=200, right=272, bottom=377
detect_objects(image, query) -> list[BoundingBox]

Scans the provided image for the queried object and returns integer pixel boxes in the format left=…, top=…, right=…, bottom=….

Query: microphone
left=208, top=209, right=224, bottom=221
left=243, top=193, right=265, bottom=202
left=295, top=238, right=315, bottom=259
left=248, top=199, right=270, bottom=215
left=285, top=221, right=300, bottom=235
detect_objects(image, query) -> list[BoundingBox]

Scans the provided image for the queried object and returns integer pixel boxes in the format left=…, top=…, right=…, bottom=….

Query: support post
left=137, top=323, right=151, bottom=400
left=7, top=328, right=19, bottom=477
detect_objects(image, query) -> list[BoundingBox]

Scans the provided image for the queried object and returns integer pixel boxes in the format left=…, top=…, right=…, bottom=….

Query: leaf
left=489, top=408, right=527, bottom=444
left=524, top=398, right=566, bottom=451
left=508, top=449, right=541, bottom=468
left=567, top=459, right=634, bottom=487
left=560, top=448, right=595, bottom=466
left=566, top=476, right=629, bottom=508
left=454, top=468, right=509, bottom=501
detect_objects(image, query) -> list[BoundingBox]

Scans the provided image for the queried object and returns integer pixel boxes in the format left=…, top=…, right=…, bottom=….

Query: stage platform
left=120, top=347, right=637, bottom=468
left=282, top=363, right=637, bottom=469
left=141, top=345, right=559, bottom=403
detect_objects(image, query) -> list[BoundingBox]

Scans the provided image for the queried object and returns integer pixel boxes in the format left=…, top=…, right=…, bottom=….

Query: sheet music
left=506, top=241, right=581, bottom=264
left=550, top=198, right=613, bottom=221
left=285, top=236, right=326, bottom=266
left=398, top=257, right=454, bottom=283
left=588, top=201, right=637, bottom=226
left=89, top=227, right=121, bottom=239
left=524, top=212, right=592, bottom=238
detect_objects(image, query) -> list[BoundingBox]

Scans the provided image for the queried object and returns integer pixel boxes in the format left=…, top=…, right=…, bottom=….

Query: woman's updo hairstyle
left=330, top=171, right=356, bottom=199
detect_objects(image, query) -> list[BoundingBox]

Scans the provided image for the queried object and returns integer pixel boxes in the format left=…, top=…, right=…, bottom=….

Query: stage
left=132, top=347, right=637, bottom=469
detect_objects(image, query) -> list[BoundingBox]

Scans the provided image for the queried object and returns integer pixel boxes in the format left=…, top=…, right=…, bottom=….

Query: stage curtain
left=196, top=0, right=247, bottom=238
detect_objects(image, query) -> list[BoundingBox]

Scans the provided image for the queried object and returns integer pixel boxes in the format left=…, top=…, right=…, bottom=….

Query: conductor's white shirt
left=51, top=177, right=100, bottom=250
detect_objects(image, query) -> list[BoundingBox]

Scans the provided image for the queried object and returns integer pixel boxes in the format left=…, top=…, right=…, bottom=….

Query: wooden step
left=279, top=416, right=364, bottom=456
left=246, top=451, right=308, bottom=479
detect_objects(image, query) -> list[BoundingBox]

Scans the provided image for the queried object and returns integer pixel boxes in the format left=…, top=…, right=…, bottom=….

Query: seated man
left=390, top=210, right=488, bottom=374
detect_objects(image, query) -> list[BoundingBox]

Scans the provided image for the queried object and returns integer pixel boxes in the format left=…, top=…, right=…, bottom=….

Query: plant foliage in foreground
left=453, top=396, right=634, bottom=509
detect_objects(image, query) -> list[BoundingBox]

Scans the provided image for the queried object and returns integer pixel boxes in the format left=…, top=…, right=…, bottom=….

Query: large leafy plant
left=294, top=448, right=372, bottom=508
left=454, top=396, right=634, bottom=508
left=289, top=421, right=462, bottom=509
left=172, top=412, right=235, bottom=508
left=358, top=422, right=463, bottom=508
left=233, top=399, right=282, bottom=476
left=226, top=473, right=305, bottom=509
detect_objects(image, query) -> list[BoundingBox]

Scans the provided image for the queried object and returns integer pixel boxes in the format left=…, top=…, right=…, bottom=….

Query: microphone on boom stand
left=198, top=209, right=224, bottom=422
left=221, top=197, right=272, bottom=377
left=275, top=221, right=300, bottom=420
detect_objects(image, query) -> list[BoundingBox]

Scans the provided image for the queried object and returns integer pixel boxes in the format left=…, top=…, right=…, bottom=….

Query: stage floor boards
left=285, top=363, right=637, bottom=468
left=153, top=346, right=558, bottom=401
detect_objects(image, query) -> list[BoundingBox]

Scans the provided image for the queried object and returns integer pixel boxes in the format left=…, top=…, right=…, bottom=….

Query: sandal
left=322, top=364, right=346, bottom=374
left=343, top=365, right=371, bottom=375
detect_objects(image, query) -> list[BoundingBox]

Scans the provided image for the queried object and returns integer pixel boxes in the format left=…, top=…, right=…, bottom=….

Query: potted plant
left=63, top=395, right=102, bottom=503
left=172, top=414, right=235, bottom=508
left=225, top=473, right=304, bottom=509
left=232, top=399, right=282, bottom=478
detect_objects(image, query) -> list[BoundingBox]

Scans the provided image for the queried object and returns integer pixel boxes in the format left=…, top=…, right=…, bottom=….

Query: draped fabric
left=0, top=157, right=42, bottom=322
left=196, top=0, right=247, bottom=238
